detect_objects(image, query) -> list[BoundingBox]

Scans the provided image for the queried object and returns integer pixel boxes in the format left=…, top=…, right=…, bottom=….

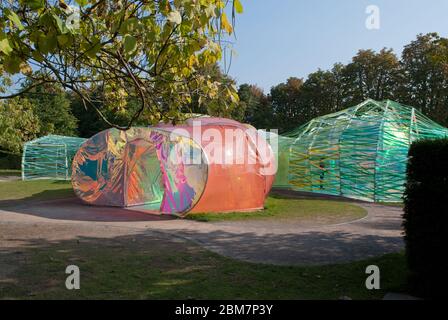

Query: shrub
left=403, top=138, right=448, bottom=299
left=0, top=153, right=21, bottom=169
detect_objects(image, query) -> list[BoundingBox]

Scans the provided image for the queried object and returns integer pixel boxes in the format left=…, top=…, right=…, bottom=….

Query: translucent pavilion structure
left=275, top=99, right=448, bottom=202
left=71, top=117, right=275, bottom=216
left=22, top=135, right=86, bottom=180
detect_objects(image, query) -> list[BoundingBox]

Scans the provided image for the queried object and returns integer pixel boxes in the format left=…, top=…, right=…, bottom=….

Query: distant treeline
left=238, top=33, right=448, bottom=133
left=1, top=32, right=447, bottom=162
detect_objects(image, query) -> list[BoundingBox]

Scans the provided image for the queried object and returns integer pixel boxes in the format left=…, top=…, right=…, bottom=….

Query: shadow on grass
left=0, top=192, right=175, bottom=222
left=0, top=195, right=404, bottom=264
left=171, top=228, right=404, bottom=265
left=2, top=187, right=368, bottom=223
left=0, top=228, right=409, bottom=300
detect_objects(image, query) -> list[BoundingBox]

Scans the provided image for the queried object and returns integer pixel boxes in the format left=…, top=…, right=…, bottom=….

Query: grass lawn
left=0, top=180, right=367, bottom=225
left=0, top=179, right=74, bottom=203
left=379, top=202, right=404, bottom=208
left=0, top=179, right=408, bottom=299
left=187, top=195, right=367, bottom=223
left=0, top=230, right=408, bottom=300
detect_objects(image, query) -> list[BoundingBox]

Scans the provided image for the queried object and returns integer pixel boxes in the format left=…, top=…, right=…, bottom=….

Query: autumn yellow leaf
left=221, top=12, right=232, bottom=34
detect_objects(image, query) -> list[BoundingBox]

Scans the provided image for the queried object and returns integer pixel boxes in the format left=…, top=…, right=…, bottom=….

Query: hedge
left=403, top=138, right=448, bottom=299
left=0, top=153, right=21, bottom=170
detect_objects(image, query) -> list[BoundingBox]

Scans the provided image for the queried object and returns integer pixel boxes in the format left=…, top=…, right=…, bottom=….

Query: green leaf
left=234, top=0, right=244, bottom=14
left=3, top=56, right=21, bottom=74
left=52, top=14, right=68, bottom=34
left=38, top=34, right=57, bottom=54
left=86, top=42, right=101, bottom=59
left=39, top=12, right=54, bottom=27
left=29, top=30, right=43, bottom=44
left=123, top=35, right=137, bottom=54
left=22, top=0, right=45, bottom=10
left=5, top=9, right=25, bottom=31
left=31, top=50, right=44, bottom=62
left=119, top=17, right=141, bottom=34
left=57, top=34, right=72, bottom=48
left=0, top=39, right=13, bottom=55
left=75, top=0, right=88, bottom=7
left=83, top=39, right=102, bottom=58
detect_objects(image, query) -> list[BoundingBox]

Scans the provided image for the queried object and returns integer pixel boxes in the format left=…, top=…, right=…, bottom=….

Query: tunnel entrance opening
left=125, top=138, right=164, bottom=211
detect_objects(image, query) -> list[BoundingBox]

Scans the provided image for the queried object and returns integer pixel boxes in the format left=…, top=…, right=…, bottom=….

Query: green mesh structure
left=258, top=130, right=293, bottom=188
left=274, top=99, right=448, bottom=202
left=22, top=135, right=87, bottom=180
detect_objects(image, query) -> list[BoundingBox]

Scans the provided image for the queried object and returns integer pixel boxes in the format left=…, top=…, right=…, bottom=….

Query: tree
left=70, top=90, right=147, bottom=137
left=300, top=66, right=345, bottom=121
left=400, top=33, right=448, bottom=126
left=23, top=82, right=78, bottom=136
left=270, top=77, right=304, bottom=133
left=238, top=83, right=272, bottom=129
left=0, top=97, right=40, bottom=154
left=70, top=93, right=108, bottom=137
left=341, top=48, right=402, bottom=106
left=0, top=0, right=243, bottom=128
left=182, top=63, right=242, bottom=120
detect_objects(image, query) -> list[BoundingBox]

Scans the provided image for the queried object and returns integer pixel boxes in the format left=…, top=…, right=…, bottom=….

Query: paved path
left=0, top=197, right=404, bottom=265
left=0, top=175, right=20, bottom=182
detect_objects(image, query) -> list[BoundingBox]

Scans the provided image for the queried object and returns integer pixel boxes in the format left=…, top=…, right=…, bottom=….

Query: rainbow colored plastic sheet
left=72, top=118, right=275, bottom=216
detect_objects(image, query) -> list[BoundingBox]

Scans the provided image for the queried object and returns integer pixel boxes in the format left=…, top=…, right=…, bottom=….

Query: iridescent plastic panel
left=72, top=127, right=207, bottom=215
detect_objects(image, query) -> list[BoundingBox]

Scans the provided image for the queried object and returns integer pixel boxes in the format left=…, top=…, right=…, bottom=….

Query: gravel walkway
left=0, top=195, right=404, bottom=266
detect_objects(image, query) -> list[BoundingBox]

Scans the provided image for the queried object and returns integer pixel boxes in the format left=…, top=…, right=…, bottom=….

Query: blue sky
left=226, top=0, right=448, bottom=92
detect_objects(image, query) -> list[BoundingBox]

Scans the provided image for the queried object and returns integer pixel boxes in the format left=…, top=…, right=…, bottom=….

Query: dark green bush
left=0, top=153, right=21, bottom=169
left=403, top=138, right=448, bottom=299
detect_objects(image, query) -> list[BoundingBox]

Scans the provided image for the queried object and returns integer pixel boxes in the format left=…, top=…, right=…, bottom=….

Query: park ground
left=0, top=178, right=408, bottom=299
